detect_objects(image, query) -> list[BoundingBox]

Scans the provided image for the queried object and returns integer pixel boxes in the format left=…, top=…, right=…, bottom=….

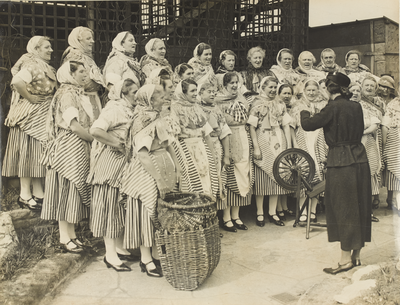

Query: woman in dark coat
left=300, top=72, right=372, bottom=274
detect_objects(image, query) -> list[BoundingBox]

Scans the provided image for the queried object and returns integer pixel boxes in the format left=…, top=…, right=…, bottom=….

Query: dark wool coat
left=300, top=96, right=372, bottom=251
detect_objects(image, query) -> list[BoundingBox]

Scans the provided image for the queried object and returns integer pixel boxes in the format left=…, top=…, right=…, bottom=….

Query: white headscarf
left=303, top=79, right=320, bottom=103
left=26, top=36, right=45, bottom=57
left=56, top=61, right=81, bottom=86
left=145, top=67, right=164, bottom=85
left=67, top=26, right=94, bottom=57
left=276, top=48, right=294, bottom=71
left=145, top=38, right=163, bottom=58
left=298, top=51, right=316, bottom=72
left=174, top=81, right=190, bottom=102
left=136, top=84, right=156, bottom=109
left=112, top=31, right=135, bottom=53
left=108, top=78, right=126, bottom=100
left=11, top=36, right=55, bottom=77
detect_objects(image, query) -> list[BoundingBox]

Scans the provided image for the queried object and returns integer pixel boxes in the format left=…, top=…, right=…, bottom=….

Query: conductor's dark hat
left=326, top=72, right=351, bottom=87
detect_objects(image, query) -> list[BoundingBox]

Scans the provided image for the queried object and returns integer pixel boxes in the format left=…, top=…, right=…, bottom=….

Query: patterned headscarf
left=56, top=60, right=81, bottom=86
left=67, top=26, right=94, bottom=57
left=108, top=78, right=130, bottom=101
left=139, top=38, right=172, bottom=73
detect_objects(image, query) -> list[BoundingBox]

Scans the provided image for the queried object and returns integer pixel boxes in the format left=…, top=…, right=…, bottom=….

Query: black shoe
left=152, top=258, right=161, bottom=269
left=32, top=196, right=43, bottom=208
left=283, top=209, right=295, bottom=217
left=17, top=196, right=41, bottom=211
left=269, top=214, right=285, bottom=226
left=104, top=257, right=131, bottom=272
left=371, top=215, right=379, bottom=222
left=323, top=262, right=354, bottom=274
left=117, top=252, right=140, bottom=261
left=232, top=218, right=248, bottom=230
left=310, top=212, right=317, bottom=223
left=222, top=220, right=237, bottom=232
left=352, top=259, right=361, bottom=266
left=256, top=215, right=265, bottom=227
left=140, top=261, right=162, bottom=277
left=60, top=240, right=83, bottom=253
left=372, top=199, right=380, bottom=209
left=277, top=211, right=286, bottom=221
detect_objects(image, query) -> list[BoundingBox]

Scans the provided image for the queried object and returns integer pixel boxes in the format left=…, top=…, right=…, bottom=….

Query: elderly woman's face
left=152, top=41, right=166, bottom=59
left=300, top=54, right=314, bottom=70
left=226, top=76, right=239, bottom=95
left=79, top=30, right=94, bottom=52
left=199, top=48, right=212, bottom=66
left=280, top=52, right=293, bottom=70
left=349, top=86, right=362, bottom=102
left=122, top=34, right=136, bottom=54
left=347, top=54, right=360, bottom=69
left=362, top=79, right=377, bottom=97
left=71, top=64, right=87, bottom=86
left=185, top=84, right=198, bottom=103
left=322, top=51, right=335, bottom=68
left=222, top=54, right=235, bottom=71
left=249, top=51, right=263, bottom=69
left=37, top=40, right=53, bottom=61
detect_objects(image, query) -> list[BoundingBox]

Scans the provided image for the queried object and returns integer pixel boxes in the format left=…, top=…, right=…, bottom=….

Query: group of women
left=3, top=26, right=399, bottom=276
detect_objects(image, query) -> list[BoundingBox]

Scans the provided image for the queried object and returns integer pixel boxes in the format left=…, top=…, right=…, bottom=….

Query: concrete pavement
left=40, top=193, right=400, bottom=305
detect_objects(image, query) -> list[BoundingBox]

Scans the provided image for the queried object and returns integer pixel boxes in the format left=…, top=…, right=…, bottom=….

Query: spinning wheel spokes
left=273, top=148, right=316, bottom=191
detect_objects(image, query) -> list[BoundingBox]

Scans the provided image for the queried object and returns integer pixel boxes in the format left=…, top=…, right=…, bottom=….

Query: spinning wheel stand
left=273, top=148, right=327, bottom=239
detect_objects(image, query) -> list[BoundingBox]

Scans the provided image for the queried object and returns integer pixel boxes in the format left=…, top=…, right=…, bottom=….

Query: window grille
left=0, top=0, right=309, bottom=79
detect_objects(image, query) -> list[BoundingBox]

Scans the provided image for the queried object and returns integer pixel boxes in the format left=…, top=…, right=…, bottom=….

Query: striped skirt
left=362, top=133, right=381, bottom=196
left=383, top=127, right=400, bottom=190
left=226, top=187, right=252, bottom=207
left=384, top=170, right=400, bottom=192
left=90, top=184, right=125, bottom=238
left=2, top=126, right=46, bottom=177
left=124, top=196, right=154, bottom=249
left=41, top=169, right=89, bottom=223
left=253, top=165, right=290, bottom=196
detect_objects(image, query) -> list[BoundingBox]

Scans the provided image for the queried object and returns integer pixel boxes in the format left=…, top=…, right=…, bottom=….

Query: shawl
left=215, top=87, right=248, bottom=123
left=139, top=38, right=173, bottom=74
left=171, top=82, right=209, bottom=129
left=295, top=51, right=324, bottom=78
left=11, top=36, right=56, bottom=80
left=60, top=27, right=105, bottom=89
left=45, top=61, right=85, bottom=142
left=187, top=56, right=216, bottom=85
left=103, top=32, right=143, bottom=85
left=63, top=27, right=94, bottom=60
left=361, top=94, right=385, bottom=116
left=242, top=63, right=273, bottom=93
left=126, top=84, right=171, bottom=161
left=344, top=50, right=371, bottom=75
left=315, top=48, right=343, bottom=73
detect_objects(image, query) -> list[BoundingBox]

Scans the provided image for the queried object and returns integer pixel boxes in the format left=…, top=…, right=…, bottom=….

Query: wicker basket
left=155, top=192, right=221, bottom=291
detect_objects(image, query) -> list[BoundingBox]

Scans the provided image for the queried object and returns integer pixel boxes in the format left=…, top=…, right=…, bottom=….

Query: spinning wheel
left=273, top=148, right=315, bottom=192
left=273, top=148, right=326, bottom=239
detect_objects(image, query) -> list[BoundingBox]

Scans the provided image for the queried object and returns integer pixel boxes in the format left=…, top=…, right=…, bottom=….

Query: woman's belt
left=330, top=141, right=361, bottom=147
